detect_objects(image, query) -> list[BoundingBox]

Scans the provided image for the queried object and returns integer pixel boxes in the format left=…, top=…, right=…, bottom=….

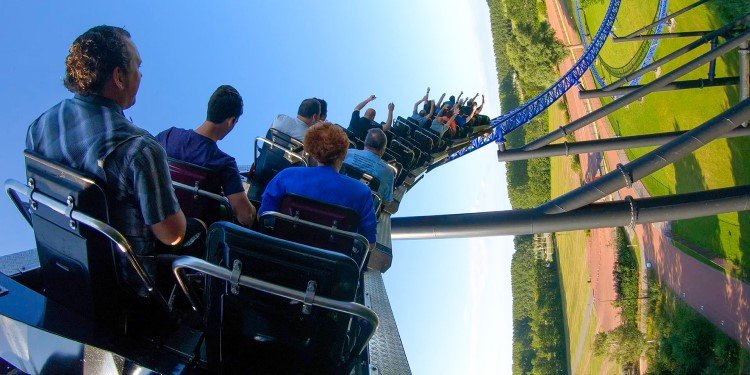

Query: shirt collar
left=74, top=94, right=123, bottom=114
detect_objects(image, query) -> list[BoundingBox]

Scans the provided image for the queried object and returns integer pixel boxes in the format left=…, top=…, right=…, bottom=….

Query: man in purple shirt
left=157, top=85, right=257, bottom=227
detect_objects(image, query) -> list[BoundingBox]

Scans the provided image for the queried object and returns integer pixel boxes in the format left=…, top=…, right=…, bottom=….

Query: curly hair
left=63, top=25, right=132, bottom=95
left=303, top=122, right=350, bottom=166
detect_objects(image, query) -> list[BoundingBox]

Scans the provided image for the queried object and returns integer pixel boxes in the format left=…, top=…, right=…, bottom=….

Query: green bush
left=613, top=228, right=639, bottom=325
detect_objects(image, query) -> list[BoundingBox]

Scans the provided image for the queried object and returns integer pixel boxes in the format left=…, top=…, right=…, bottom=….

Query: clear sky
left=0, top=1, right=515, bottom=373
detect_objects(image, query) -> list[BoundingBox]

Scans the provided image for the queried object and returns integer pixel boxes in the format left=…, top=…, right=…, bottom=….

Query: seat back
left=204, top=223, right=372, bottom=374
left=260, top=194, right=369, bottom=268
left=22, top=152, right=138, bottom=320
left=252, top=128, right=306, bottom=190
left=339, top=163, right=382, bottom=193
left=168, top=158, right=232, bottom=226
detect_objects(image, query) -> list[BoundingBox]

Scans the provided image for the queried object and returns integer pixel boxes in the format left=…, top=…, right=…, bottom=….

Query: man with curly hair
left=259, top=122, right=377, bottom=244
left=25, top=26, right=189, bottom=288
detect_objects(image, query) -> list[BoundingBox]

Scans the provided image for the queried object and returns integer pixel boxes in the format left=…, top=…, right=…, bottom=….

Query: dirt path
left=545, top=0, right=750, bottom=354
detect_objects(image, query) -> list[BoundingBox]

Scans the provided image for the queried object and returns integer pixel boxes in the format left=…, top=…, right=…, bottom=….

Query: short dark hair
left=64, top=25, right=132, bottom=95
left=364, top=128, right=387, bottom=151
left=207, top=85, right=243, bottom=123
left=313, top=97, right=327, bottom=118
left=298, top=98, right=321, bottom=118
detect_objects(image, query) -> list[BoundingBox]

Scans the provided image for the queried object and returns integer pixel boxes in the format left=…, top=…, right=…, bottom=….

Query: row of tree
left=487, top=0, right=569, bottom=373
left=511, top=236, right=568, bottom=374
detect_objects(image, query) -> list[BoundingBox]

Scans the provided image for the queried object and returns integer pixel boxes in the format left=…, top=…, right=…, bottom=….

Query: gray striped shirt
left=26, top=95, right=180, bottom=255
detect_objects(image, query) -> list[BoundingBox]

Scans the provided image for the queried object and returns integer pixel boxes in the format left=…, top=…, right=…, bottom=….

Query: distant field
left=574, top=0, right=750, bottom=276
left=550, top=102, right=618, bottom=374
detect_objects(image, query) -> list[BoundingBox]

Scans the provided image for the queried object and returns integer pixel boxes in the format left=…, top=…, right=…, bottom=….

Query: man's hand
left=368, top=95, right=376, bottom=101
left=388, top=102, right=395, bottom=112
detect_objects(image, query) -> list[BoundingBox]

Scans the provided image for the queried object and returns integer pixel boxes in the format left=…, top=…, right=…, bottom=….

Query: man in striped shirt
left=26, top=26, right=188, bottom=284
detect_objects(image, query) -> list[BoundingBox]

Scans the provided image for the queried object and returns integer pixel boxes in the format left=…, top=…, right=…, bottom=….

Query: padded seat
left=195, top=223, right=377, bottom=374
left=167, top=158, right=233, bottom=227
left=13, top=151, right=169, bottom=326
left=250, top=128, right=307, bottom=201
left=259, top=194, right=370, bottom=269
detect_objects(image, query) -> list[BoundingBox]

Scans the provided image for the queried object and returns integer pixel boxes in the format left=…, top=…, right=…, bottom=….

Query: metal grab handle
left=171, top=180, right=234, bottom=218
left=4, top=178, right=169, bottom=311
left=260, top=211, right=370, bottom=269
left=171, top=256, right=379, bottom=331
left=5, top=183, right=32, bottom=226
left=254, top=137, right=308, bottom=166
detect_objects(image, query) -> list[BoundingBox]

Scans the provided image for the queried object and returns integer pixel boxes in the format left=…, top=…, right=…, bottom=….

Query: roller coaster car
left=249, top=128, right=307, bottom=201
left=340, top=163, right=384, bottom=214
left=341, top=126, right=365, bottom=149
left=168, top=158, right=234, bottom=227
left=2, top=152, right=378, bottom=373
left=198, top=223, right=377, bottom=374
left=258, top=194, right=371, bottom=270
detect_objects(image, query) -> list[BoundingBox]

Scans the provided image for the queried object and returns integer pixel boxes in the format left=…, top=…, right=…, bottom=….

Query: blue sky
left=0, top=1, right=515, bottom=373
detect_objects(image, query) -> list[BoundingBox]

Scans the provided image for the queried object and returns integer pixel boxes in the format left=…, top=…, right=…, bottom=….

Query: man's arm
left=151, top=211, right=187, bottom=245
left=354, top=95, right=376, bottom=111
left=384, top=102, right=395, bottom=132
left=435, top=93, right=446, bottom=111
left=426, top=100, right=436, bottom=119
left=227, top=192, right=257, bottom=227
left=133, top=142, right=186, bottom=245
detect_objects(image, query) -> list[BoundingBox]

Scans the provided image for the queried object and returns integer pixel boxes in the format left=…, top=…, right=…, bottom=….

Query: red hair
left=303, top=122, right=350, bottom=165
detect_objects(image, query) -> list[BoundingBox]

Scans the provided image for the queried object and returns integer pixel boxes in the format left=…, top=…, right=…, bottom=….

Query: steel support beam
left=578, top=77, right=739, bottom=99
left=525, top=28, right=750, bottom=151
left=604, top=14, right=750, bottom=92
left=391, top=185, right=750, bottom=239
left=620, top=0, right=711, bottom=39
left=497, top=126, right=750, bottom=162
left=741, top=41, right=749, bottom=126
left=537, top=98, right=750, bottom=214
left=613, top=31, right=714, bottom=42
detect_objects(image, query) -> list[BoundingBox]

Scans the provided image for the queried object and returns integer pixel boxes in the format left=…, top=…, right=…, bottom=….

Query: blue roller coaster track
left=442, top=0, right=622, bottom=163
left=576, top=0, right=669, bottom=88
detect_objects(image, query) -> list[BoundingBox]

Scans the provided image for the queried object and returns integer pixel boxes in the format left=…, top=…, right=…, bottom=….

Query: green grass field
left=575, top=0, right=750, bottom=276
left=550, top=102, right=619, bottom=374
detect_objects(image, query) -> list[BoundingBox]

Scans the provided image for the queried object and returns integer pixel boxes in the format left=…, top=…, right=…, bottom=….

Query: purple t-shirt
left=156, top=127, right=244, bottom=196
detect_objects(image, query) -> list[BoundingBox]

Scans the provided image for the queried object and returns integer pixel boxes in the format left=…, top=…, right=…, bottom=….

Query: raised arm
left=384, top=102, right=395, bottom=132
left=477, top=94, right=485, bottom=113
left=355, top=95, right=376, bottom=111
left=436, top=93, right=446, bottom=111
left=455, top=91, right=464, bottom=103
left=413, top=94, right=428, bottom=112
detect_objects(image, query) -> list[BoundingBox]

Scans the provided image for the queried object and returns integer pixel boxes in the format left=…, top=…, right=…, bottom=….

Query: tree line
left=487, top=0, right=568, bottom=373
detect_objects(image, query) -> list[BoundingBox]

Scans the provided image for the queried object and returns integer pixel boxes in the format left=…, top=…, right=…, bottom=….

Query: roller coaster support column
left=525, top=27, right=750, bottom=151
left=615, top=0, right=711, bottom=41
left=741, top=41, right=749, bottom=126
left=579, top=77, right=739, bottom=99
left=603, top=13, right=750, bottom=91
left=497, top=127, right=750, bottom=162
left=391, top=185, right=750, bottom=239
left=538, top=98, right=750, bottom=214
left=613, top=31, right=714, bottom=42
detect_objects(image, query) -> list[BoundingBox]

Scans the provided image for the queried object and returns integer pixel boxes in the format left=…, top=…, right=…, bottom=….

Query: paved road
left=545, top=0, right=750, bottom=353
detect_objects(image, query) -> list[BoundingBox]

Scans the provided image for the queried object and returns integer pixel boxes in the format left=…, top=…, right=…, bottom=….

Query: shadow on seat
left=168, top=158, right=233, bottom=227
left=7, top=151, right=170, bottom=329
left=178, top=222, right=377, bottom=374
left=339, top=163, right=383, bottom=214
left=258, top=194, right=370, bottom=269
left=249, top=128, right=307, bottom=202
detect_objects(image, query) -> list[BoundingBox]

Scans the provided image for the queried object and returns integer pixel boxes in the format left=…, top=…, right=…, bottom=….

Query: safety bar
left=254, top=137, right=308, bottom=166
left=5, top=182, right=32, bottom=226
left=171, top=255, right=379, bottom=333
left=172, top=181, right=232, bottom=209
left=4, top=179, right=169, bottom=311
left=260, top=211, right=370, bottom=268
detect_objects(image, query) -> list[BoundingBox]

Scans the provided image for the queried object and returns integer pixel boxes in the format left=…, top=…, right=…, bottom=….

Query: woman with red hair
left=258, top=122, right=377, bottom=244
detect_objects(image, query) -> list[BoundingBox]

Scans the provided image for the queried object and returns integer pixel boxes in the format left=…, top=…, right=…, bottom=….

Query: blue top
left=26, top=95, right=180, bottom=255
left=156, top=127, right=244, bottom=196
left=259, top=166, right=377, bottom=243
left=343, top=149, right=394, bottom=203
